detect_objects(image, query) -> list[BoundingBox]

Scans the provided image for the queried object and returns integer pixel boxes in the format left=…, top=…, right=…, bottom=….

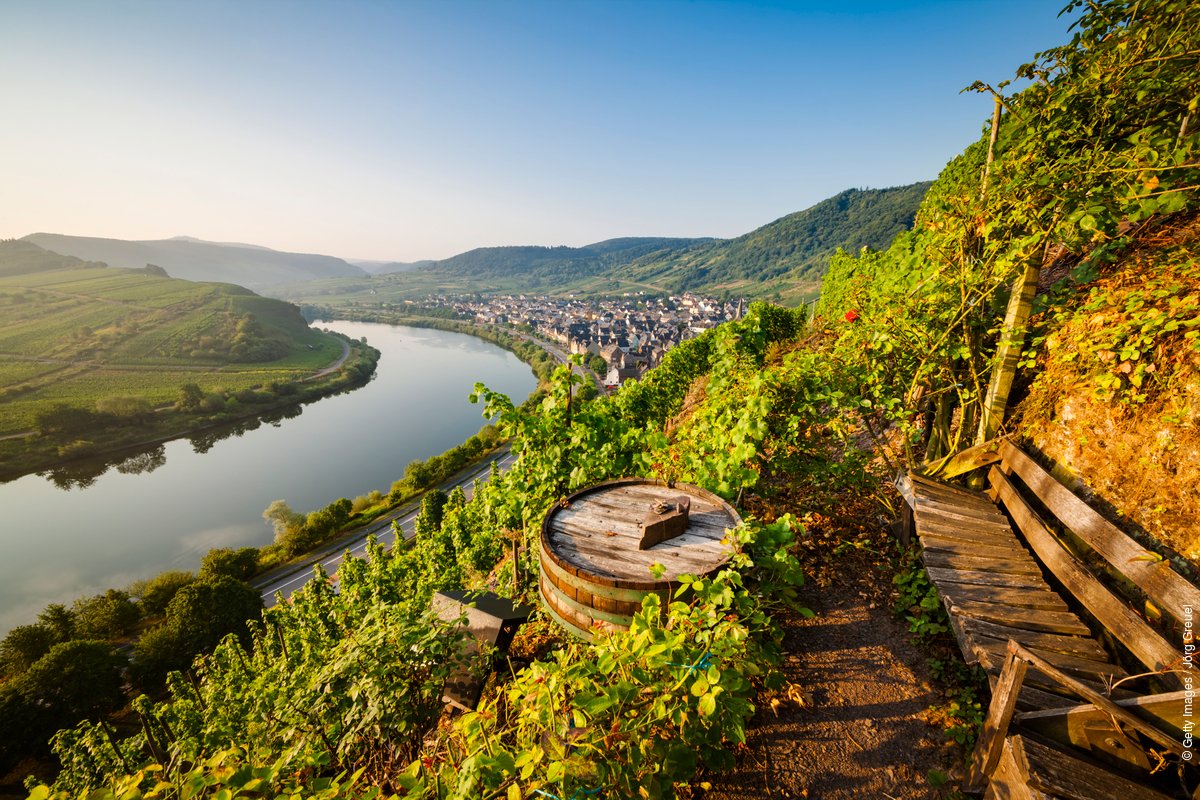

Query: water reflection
left=33, top=404, right=310, bottom=489
left=0, top=322, right=536, bottom=637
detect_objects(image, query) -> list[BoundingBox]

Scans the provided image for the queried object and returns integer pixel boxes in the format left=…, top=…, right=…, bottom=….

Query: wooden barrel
left=539, top=478, right=741, bottom=640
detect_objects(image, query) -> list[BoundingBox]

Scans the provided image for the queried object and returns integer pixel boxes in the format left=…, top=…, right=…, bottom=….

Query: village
left=423, top=292, right=747, bottom=389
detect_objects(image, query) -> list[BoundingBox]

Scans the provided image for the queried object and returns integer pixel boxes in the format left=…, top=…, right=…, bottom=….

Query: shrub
left=130, top=570, right=196, bottom=618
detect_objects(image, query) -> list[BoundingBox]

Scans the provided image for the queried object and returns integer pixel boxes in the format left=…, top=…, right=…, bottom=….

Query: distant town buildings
left=422, top=292, right=747, bottom=390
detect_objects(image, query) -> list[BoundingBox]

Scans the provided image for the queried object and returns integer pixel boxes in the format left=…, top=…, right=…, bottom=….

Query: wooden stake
left=975, top=257, right=1040, bottom=446
left=982, top=94, right=1003, bottom=198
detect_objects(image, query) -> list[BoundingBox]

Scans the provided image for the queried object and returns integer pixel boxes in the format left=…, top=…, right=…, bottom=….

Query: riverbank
left=306, top=309, right=561, bottom=383
left=0, top=334, right=380, bottom=483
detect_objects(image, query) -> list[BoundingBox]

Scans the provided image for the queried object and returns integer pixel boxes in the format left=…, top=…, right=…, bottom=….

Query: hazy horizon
left=2, top=0, right=1076, bottom=263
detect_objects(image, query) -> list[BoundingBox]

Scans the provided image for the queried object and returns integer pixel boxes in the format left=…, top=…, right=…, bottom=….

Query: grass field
left=0, top=265, right=348, bottom=435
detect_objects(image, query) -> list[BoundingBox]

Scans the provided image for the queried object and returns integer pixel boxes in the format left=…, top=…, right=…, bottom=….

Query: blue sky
left=0, top=1, right=1076, bottom=261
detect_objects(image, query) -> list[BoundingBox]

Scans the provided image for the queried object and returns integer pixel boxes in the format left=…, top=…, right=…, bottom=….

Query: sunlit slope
left=598, top=183, right=931, bottom=302
left=0, top=242, right=344, bottom=434
left=274, top=186, right=928, bottom=307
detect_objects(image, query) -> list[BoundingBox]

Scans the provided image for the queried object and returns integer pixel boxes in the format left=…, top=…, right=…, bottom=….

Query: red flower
left=844, top=309, right=860, bottom=322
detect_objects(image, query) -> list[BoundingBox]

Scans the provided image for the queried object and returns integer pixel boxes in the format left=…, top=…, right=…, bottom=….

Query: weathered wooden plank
left=573, top=496, right=724, bottom=534
left=922, top=437, right=1006, bottom=480
left=991, top=468, right=1185, bottom=687
left=898, top=501, right=914, bottom=548
left=896, top=471, right=916, bottom=509
left=1011, top=683, right=1083, bottom=712
left=976, top=653, right=1133, bottom=704
left=1000, top=441, right=1200, bottom=626
left=957, top=617, right=1111, bottom=661
left=916, top=521, right=1024, bottom=547
left=554, top=529, right=725, bottom=578
left=910, top=471, right=991, bottom=498
left=1008, top=643, right=1183, bottom=755
left=572, top=491, right=729, bottom=531
left=551, top=515, right=728, bottom=558
left=948, top=600, right=1093, bottom=636
left=919, top=534, right=1032, bottom=559
left=934, top=582, right=1067, bottom=611
left=925, top=566, right=1048, bottom=590
left=915, top=498, right=1012, bottom=525
left=987, top=736, right=1045, bottom=799
left=913, top=488, right=1001, bottom=515
left=1013, top=734, right=1174, bottom=800
left=1018, top=690, right=1186, bottom=741
left=967, top=649, right=1028, bottom=792
left=923, top=551, right=1044, bottom=576
left=916, top=507, right=1014, bottom=532
left=911, top=475, right=998, bottom=507
left=921, top=539, right=1040, bottom=565
left=969, top=636, right=1125, bottom=682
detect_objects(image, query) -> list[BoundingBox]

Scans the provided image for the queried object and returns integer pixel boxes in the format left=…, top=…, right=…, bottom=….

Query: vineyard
left=12, top=0, right=1200, bottom=796
left=0, top=251, right=373, bottom=477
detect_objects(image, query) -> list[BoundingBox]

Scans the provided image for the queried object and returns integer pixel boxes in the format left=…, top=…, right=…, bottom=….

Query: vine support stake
left=975, top=258, right=1040, bottom=450
left=982, top=94, right=1002, bottom=198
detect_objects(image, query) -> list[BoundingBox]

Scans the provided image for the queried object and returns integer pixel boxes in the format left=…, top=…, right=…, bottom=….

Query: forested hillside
left=421, top=237, right=710, bottom=287
left=419, top=189, right=927, bottom=300
left=20, top=1, right=1200, bottom=798
left=275, top=187, right=926, bottom=307
left=21, top=234, right=367, bottom=291
left=606, top=183, right=930, bottom=302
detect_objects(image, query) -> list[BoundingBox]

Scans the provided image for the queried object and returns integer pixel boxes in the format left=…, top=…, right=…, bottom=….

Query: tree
left=20, top=641, right=126, bottom=728
left=0, top=684, right=39, bottom=774
left=132, top=576, right=262, bottom=689
left=37, top=603, right=76, bottom=643
left=0, top=624, right=55, bottom=676
left=176, top=383, right=205, bottom=412
left=200, top=392, right=226, bottom=413
left=33, top=403, right=104, bottom=435
left=405, top=459, right=433, bottom=488
left=131, top=570, right=196, bottom=618
left=303, top=498, right=352, bottom=542
left=263, top=499, right=304, bottom=538
left=95, top=395, right=153, bottom=422
left=72, top=589, right=140, bottom=640
left=198, top=547, right=259, bottom=581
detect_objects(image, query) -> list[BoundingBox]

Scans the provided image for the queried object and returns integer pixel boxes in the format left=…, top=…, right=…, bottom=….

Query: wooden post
left=975, top=258, right=1040, bottom=446
left=982, top=95, right=1003, bottom=198
left=966, top=646, right=1028, bottom=792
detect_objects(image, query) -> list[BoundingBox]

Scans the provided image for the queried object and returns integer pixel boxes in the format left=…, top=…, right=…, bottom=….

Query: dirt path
left=705, top=544, right=962, bottom=799
left=311, top=337, right=351, bottom=378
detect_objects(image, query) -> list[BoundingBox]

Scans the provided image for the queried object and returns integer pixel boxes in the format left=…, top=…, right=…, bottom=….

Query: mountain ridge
left=21, top=233, right=368, bottom=291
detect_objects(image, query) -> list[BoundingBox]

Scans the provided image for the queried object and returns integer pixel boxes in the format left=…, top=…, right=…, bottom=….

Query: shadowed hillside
left=21, top=234, right=367, bottom=291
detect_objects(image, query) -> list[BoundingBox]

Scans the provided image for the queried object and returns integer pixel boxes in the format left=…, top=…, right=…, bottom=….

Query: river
left=0, top=321, right=537, bottom=636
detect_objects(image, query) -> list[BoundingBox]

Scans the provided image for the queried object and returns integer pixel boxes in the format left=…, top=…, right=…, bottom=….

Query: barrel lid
left=540, top=479, right=741, bottom=590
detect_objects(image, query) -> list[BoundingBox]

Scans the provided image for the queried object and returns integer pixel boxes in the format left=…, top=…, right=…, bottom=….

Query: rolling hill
left=605, top=183, right=932, bottom=302
left=423, top=237, right=712, bottom=288
left=20, top=234, right=368, bottom=291
left=0, top=240, right=351, bottom=440
left=274, top=185, right=929, bottom=308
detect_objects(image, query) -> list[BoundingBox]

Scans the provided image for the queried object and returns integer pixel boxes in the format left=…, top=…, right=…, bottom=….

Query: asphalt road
left=253, top=329, right=583, bottom=606
left=254, top=446, right=517, bottom=606
left=505, top=328, right=604, bottom=391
